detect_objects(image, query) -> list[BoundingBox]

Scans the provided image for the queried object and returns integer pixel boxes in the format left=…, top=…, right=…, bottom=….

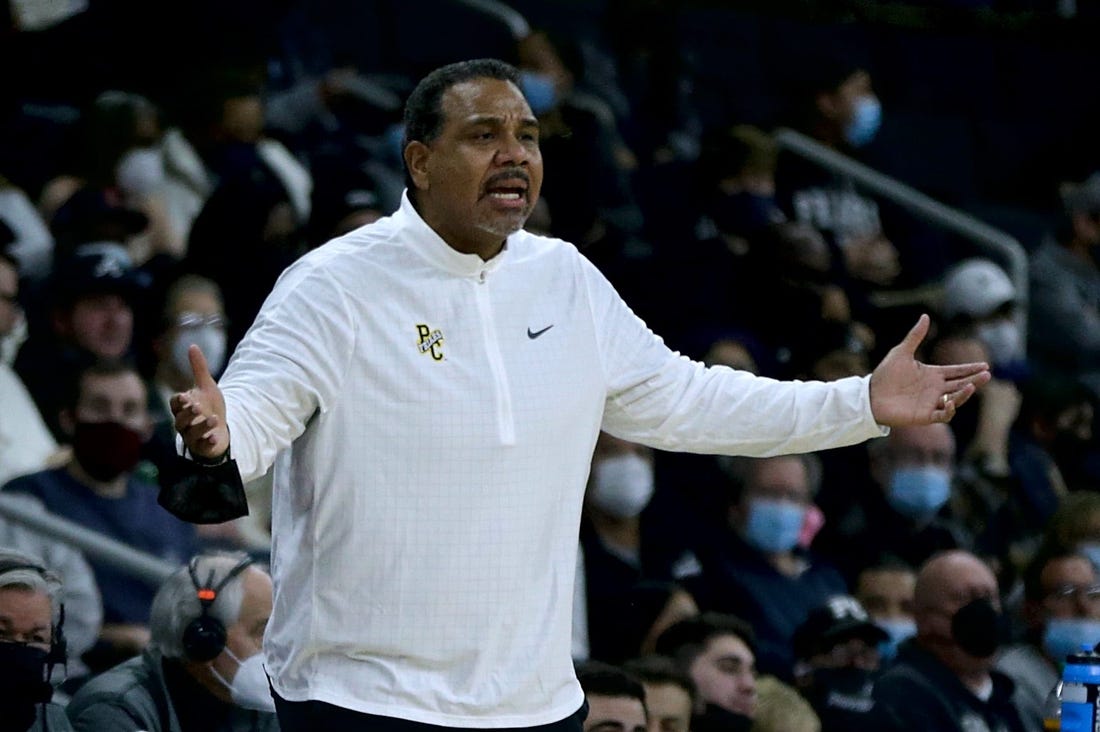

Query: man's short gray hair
left=149, top=552, right=252, bottom=659
left=0, top=548, right=62, bottom=624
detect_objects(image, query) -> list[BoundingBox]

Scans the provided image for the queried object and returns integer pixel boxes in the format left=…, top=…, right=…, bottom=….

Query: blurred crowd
left=3, top=0, right=1100, bottom=730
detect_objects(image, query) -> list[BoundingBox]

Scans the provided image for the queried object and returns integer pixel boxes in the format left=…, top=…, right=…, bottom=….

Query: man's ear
left=405, top=141, right=432, bottom=191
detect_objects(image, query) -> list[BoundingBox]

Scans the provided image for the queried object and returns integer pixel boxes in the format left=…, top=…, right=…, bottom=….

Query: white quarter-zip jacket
left=219, top=191, right=887, bottom=727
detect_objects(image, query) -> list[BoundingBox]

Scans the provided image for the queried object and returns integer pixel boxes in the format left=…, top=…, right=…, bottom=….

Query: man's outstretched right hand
left=169, top=345, right=230, bottom=461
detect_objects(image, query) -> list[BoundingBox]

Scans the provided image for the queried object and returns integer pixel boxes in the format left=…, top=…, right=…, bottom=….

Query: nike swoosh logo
left=527, top=325, right=554, bottom=339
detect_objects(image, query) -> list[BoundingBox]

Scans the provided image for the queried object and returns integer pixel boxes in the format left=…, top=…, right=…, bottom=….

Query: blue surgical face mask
left=845, top=96, right=882, bottom=148
left=886, top=466, right=951, bottom=520
left=742, top=498, right=806, bottom=554
left=875, top=618, right=916, bottom=663
left=1080, top=543, right=1100, bottom=575
left=519, top=71, right=558, bottom=116
left=1042, top=618, right=1100, bottom=667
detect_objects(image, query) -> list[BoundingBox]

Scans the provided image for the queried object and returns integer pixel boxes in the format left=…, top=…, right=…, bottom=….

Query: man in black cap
left=792, top=595, right=890, bottom=732
left=14, top=242, right=147, bottom=440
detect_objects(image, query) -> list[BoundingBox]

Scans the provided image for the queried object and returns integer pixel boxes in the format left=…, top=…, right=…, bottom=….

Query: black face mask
left=692, top=703, right=753, bottom=732
left=811, top=667, right=875, bottom=702
left=0, top=642, right=52, bottom=732
left=951, top=597, right=1002, bottom=658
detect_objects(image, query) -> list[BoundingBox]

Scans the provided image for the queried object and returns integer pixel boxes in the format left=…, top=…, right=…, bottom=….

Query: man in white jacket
left=165, top=59, right=990, bottom=732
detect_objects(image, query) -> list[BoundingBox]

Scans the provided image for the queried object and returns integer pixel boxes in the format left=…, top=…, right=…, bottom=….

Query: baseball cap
left=793, top=596, right=888, bottom=660
left=941, top=257, right=1016, bottom=321
left=51, top=242, right=148, bottom=305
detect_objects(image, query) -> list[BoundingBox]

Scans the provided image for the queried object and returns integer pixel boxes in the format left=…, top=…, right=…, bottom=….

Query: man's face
left=642, top=681, right=693, bottom=732
left=407, top=77, right=544, bottom=256
left=688, top=634, right=757, bottom=718
left=1040, top=556, right=1100, bottom=621
left=0, top=259, right=18, bottom=337
left=856, top=568, right=916, bottom=623
left=61, top=293, right=134, bottom=359
left=0, top=587, right=52, bottom=651
left=583, top=694, right=647, bottom=732
left=207, top=567, right=273, bottom=703
left=886, top=424, right=955, bottom=475
left=74, top=371, right=149, bottom=434
left=733, top=456, right=810, bottom=528
left=821, top=70, right=876, bottom=131
left=915, top=554, right=1000, bottom=673
left=159, top=288, right=227, bottom=367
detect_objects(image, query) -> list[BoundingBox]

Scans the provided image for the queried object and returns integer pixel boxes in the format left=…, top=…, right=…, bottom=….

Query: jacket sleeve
left=68, top=700, right=154, bottom=732
left=581, top=257, right=886, bottom=456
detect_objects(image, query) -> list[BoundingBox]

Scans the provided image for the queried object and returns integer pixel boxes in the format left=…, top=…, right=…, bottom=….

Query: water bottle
left=1044, top=680, right=1062, bottom=731
left=1061, top=646, right=1100, bottom=732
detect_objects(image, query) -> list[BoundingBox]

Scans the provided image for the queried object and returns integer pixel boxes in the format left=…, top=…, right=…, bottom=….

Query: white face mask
left=171, top=325, right=227, bottom=378
left=590, top=454, right=655, bottom=519
left=974, top=320, right=1023, bottom=366
left=116, top=146, right=165, bottom=198
left=212, top=649, right=276, bottom=713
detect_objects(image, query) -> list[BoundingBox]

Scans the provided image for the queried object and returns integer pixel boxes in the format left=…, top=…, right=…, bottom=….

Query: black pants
left=273, top=694, right=588, bottom=732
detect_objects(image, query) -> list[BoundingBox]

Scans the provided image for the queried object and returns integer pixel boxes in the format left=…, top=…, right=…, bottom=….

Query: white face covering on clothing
left=212, top=649, right=276, bottom=713
left=172, top=325, right=227, bottom=378
left=0, top=313, right=27, bottom=366
left=589, top=454, right=655, bottom=519
left=116, top=147, right=165, bottom=199
left=975, top=319, right=1023, bottom=366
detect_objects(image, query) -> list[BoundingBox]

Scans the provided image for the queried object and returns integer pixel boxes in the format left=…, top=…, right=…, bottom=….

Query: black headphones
left=0, top=558, right=67, bottom=668
left=182, top=554, right=254, bottom=663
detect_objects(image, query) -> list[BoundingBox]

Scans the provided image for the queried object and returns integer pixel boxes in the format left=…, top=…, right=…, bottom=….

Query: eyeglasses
left=174, top=312, right=226, bottom=329
left=1046, top=585, right=1100, bottom=603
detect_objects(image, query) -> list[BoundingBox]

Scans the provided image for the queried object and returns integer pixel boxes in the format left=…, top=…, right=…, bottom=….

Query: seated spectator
left=1029, top=172, right=1100, bottom=390
left=3, top=359, right=197, bottom=669
left=873, top=550, right=1026, bottom=732
left=14, top=244, right=147, bottom=441
left=791, top=596, right=890, bottom=731
left=775, top=53, right=902, bottom=292
left=0, top=493, right=103, bottom=686
left=148, top=274, right=264, bottom=553
left=66, top=552, right=278, bottom=731
left=940, top=258, right=1026, bottom=378
left=579, top=432, right=696, bottom=663
left=576, top=661, right=649, bottom=732
left=686, top=454, right=847, bottom=678
left=654, top=613, right=758, bottom=732
left=184, top=165, right=309, bottom=352
left=159, top=66, right=312, bottom=250
left=0, top=549, right=75, bottom=731
left=622, top=655, right=695, bottom=732
left=853, top=560, right=917, bottom=662
left=996, top=549, right=1100, bottom=731
left=0, top=243, right=58, bottom=486
left=860, top=424, right=972, bottom=575
left=39, top=91, right=180, bottom=265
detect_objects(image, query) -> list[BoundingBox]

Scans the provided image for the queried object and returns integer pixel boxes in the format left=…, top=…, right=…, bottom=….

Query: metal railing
left=0, top=493, right=176, bottom=587
left=772, top=127, right=1028, bottom=344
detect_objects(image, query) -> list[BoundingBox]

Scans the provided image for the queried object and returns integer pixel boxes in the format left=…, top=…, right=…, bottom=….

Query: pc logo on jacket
left=416, top=324, right=444, bottom=361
